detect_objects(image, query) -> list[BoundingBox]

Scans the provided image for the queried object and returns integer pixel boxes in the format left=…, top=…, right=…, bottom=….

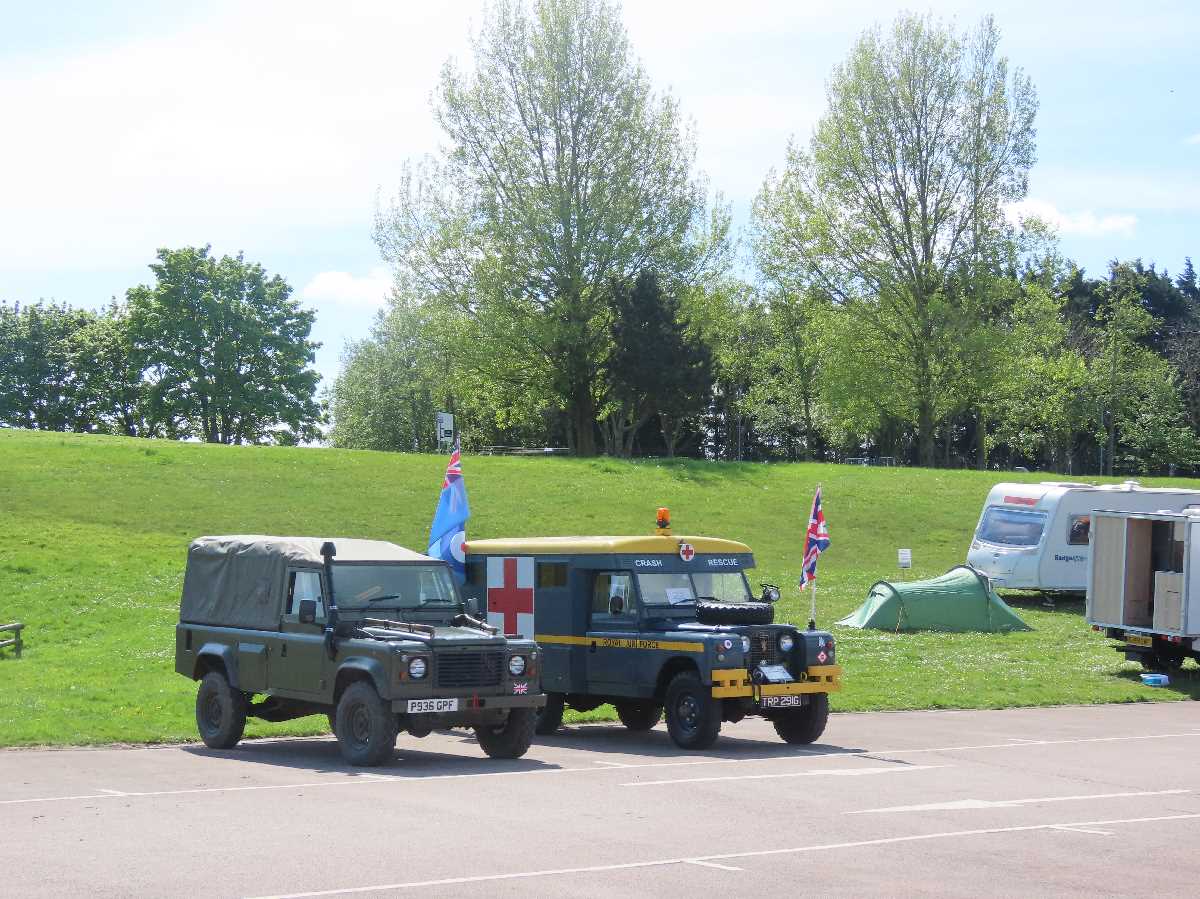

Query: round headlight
left=779, top=633, right=795, bottom=653
left=508, top=655, right=526, bottom=677
left=741, top=636, right=751, bottom=653
left=408, top=657, right=427, bottom=679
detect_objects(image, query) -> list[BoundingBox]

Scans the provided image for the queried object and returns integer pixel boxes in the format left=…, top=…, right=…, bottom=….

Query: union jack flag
left=799, top=487, right=830, bottom=588
left=442, top=443, right=462, bottom=487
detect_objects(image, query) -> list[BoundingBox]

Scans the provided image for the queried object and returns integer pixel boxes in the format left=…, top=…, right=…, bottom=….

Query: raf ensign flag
left=427, top=441, right=470, bottom=583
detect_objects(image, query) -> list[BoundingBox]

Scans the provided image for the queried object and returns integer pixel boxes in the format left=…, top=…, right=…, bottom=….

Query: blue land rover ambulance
left=462, top=512, right=840, bottom=749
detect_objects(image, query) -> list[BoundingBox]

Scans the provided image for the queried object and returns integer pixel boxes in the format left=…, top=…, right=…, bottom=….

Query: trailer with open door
left=1086, top=510, right=1200, bottom=672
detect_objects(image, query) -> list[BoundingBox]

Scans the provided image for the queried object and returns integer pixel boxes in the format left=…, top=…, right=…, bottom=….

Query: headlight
left=508, top=655, right=526, bottom=677
left=741, top=636, right=751, bottom=653
left=779, top=633, right=795, bottom=653
left=408, top=657, right=427, bottom=679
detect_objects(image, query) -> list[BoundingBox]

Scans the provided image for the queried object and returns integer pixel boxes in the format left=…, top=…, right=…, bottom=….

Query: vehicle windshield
left=977, top=506, right=1047, bottom=547
left=637, top=570, right=752, bottom=606
left=332, top=563, right=459, bottom=609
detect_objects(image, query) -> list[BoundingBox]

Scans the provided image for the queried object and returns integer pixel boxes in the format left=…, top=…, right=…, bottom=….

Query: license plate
left=761, top=694, right=803, bottom=709
left=1127, top=633, right=1153, bottom=647
left=407, top=698, right=459, bottom=714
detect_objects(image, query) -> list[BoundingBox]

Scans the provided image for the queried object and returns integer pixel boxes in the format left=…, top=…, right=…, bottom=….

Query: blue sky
left=2, top=0, right=1197, bottom=387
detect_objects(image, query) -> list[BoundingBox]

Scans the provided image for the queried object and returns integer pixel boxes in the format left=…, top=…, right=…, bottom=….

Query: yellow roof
left=463, top=535, right=753, bottom=556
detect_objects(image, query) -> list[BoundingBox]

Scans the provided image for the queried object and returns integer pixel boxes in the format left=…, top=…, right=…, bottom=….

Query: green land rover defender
left=174, top=536, right=545, bottom=766
left=462, top=513, right=841, bottom=750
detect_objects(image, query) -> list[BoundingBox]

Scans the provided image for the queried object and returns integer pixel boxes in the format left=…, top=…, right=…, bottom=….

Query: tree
left=126, top=247, right=322, bottom=444
left=374, top=0, right=723, bottom=455
left=602, top=271, right=713, bottom=457
left=0, top=301, right=97, bottom=432
left=753, top=13, right=1037, bottom=466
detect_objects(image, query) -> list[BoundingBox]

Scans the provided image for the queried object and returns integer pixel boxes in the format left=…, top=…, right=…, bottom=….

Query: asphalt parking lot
left=4, top=702, right=1200, bottom=897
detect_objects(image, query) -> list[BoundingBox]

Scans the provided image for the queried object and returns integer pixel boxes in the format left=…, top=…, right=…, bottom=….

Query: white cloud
left=1186, top=133, right=1200, bottom=145
left=300, top=268, right=392, bottom=309
left=1006, top=199, right=1137, bottom=238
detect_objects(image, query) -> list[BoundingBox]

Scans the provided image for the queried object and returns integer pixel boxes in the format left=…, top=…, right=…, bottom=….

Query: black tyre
left=772, top=693, right=829, bottom=744
left=664, top=671, right=721, bottom=749
left=1147, top=649, right=1186, bottom=673
left=476, top=707, right=537, bottom=759
left=695, top=601, right=774, bottom=626
left=195, top=670, right=247, bottom=749
left=535, top=692, right=565, bottom=735
left=615, top=700, right=663, bottom=731
left=335, top=681, right=397, bottom=767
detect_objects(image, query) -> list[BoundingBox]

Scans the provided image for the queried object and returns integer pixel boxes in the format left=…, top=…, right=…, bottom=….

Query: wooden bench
left=0, top=622, right=24, bottom=658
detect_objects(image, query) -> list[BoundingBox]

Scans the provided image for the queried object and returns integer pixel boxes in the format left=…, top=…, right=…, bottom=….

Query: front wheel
left=476, top=708, right=537, bottom=759
left=664, top=671, right=721, bottom=750
left=195, top=670, right=247, bottom=749
left=335, top=681, right=397, bottom=767
left=535, top=693, right=565, bottom=735
left=772, top=693, right=829, bottom=744
left=615, top=700, right=663, bottom=731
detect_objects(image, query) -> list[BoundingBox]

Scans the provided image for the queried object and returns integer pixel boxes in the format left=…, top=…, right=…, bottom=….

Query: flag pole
left=808, top=483, right=820, bottom=631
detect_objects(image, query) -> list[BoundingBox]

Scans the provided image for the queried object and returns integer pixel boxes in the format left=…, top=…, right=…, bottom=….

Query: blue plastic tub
left=1141, top=673, right=1170, bottom=687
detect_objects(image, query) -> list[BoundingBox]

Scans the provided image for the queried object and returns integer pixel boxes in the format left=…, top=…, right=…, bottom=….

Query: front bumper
left=390, top=692, right=546, bottom=713
left=711, top=665, right=842, bottom=700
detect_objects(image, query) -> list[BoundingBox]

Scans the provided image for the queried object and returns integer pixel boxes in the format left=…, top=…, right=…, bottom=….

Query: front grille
left=436, top=651, right=504, bottom=688
left=747, top=632, right=780, bottom=669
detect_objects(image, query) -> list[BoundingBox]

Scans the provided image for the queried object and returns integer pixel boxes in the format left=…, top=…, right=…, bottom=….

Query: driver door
left=271, top=568, right=332, bottom=698
left=585, top=571, right=642, bottom=696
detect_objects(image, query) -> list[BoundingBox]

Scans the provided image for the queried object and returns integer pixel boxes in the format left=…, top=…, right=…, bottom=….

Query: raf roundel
left=679, top=542, right=695, bottom=562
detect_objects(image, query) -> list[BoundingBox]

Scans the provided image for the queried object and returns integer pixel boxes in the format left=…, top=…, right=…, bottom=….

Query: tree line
left=0, top=247, right=322, bottom=444
left=6, top=2, right=1197, bottom=476
left=331, top=1, right=1200, bottom=474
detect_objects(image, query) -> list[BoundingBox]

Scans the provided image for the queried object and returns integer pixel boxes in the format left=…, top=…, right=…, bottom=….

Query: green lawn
left=1, top=428, right=1195, bottom=746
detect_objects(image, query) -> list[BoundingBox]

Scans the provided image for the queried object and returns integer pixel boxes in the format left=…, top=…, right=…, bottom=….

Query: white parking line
left=243, top=813, right=1200, bottom=898
left=1048, top=825, right=1114, bottom=836
left=622, top=764, right=948, bottom=787
left=848, top=789, right=1191, bottom=814
left=683, top=859, right=742, bottom=871
left=3, top=732, right=1199, bottom=808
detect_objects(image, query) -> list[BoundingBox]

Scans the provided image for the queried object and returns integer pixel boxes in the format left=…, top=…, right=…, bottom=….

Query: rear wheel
left=476, top=708, right=537, bottom=759
left=664, top=672, right=721, bottom=750
left=1147, top=648, right=1186, bottom=673
left=335, top=681, right=397, bottom=766
left=615, top=700, right=663, bottom=731
left=535, top=692, right=565, bottom=735
left=195, top=670, right=247, bottom=749
left=772, top=693, right=829, bottom=744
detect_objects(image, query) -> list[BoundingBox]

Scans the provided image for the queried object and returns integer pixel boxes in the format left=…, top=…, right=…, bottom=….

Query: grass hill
left=2, top=428, right=1196, bottom=746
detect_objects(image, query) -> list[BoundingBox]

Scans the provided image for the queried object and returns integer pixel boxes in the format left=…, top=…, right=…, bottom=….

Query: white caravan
left=966, top=481, right=1200, bottom=593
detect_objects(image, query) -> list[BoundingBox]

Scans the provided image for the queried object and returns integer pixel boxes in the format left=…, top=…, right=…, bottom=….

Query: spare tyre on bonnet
left=461, top=510, right=841, bottom=750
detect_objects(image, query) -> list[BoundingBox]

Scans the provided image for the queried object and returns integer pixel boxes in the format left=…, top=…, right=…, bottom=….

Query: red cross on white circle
left=679, top=543, right=695, bottom=562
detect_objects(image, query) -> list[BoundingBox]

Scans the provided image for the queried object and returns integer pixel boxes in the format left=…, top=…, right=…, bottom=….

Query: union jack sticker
left=511, top=681, right=529, bottom=695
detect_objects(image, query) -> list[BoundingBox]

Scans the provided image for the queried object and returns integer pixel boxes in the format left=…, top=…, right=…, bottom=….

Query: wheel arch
left=653, top=656, right=700, bottom=702
left=334, top=657, right=389, bottom=704
left=194, top=642, right=238, bottom=687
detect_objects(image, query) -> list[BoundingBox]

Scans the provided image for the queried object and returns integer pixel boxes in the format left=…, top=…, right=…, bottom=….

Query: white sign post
left=436, top=412, right=455, bottom=452
left=898, top=548, right=912, bottom=569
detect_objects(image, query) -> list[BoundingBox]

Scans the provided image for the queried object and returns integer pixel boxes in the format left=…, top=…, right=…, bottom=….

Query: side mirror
left=609, top=595, right=624, bottom=615
left=298, top=599, right=317, bottom=624
left=465, top=596, right=481, bottom=618
left=760, top=584, right=781, bottom=603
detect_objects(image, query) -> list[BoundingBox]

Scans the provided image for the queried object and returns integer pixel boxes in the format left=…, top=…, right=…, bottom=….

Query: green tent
left=837, top=565, right=1031, bottom=633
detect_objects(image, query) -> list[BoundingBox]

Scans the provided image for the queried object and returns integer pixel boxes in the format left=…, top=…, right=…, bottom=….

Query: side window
left=286, top=569, right=326, bottom=622
left=537, top=562, right=568, bottom=588
left=592, top=572, right=636, bottom=619
left=1068, top=515, right=1091, bottom=546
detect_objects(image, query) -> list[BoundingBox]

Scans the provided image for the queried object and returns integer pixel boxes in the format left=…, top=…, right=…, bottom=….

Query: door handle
left=281, top=643, right=287, bottom=657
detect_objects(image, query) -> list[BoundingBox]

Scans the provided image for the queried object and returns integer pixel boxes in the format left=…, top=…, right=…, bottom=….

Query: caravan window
left=1068, top=515, right=1091, bottom=546
left=977, top=506, right=1047, bottom=547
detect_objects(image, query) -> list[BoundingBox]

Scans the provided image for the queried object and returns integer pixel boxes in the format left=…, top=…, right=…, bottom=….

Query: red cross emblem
left=679, top=543, right=695, bottom=562
left=487, top=557, right=534, bottom=635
